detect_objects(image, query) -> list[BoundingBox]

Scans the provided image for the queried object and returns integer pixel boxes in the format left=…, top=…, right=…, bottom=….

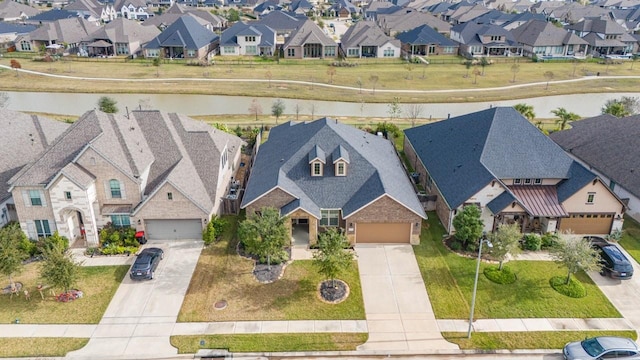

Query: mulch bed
left=237, top=241, right=291, bottom=284
left=318, top=279, right=349, bottom=304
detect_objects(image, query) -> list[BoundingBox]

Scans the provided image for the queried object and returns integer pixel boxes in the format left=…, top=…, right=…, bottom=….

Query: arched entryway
left=60, top=207, right=87, bottom=248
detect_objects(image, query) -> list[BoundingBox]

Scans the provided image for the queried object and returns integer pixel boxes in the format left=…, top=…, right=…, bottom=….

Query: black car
left=587, top=237, right=634, bottom=280
left=130, top=247, right=164, bottom=280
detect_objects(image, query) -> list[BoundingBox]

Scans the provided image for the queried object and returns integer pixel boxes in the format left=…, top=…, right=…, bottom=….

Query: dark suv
left=587, top=237, right=634, bottom=280
left=130, top=247, right=164, bottom=280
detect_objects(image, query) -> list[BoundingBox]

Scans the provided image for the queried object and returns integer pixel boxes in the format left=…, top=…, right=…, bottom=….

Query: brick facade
left=347, top=195, right=423, bottom=244
left=133, top=182, right=208, bottom=232
left=245, top=188, right=296, bottom=216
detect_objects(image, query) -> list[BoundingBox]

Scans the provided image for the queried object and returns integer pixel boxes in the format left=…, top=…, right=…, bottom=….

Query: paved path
left=355, top=244, right=459, bottom=351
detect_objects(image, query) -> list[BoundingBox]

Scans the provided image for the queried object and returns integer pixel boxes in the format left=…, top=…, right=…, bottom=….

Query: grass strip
left=0, top=338, right=88, bottom=357
left=170, top=333, right=368, bottom=353
left=619, top=216, right=640, bottom=265
left=443, top=331, right=638, bottom=350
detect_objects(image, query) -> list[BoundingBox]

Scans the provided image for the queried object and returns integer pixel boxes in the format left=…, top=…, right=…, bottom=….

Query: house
left=0, top=110, right=69, bottom=228
left=80, top=18, right=160, bottom=57
left=8, top=110, right=244, bottom=245
left=253, top=0, right=283, bottom=18
left=363, top=1, right=399, bottom=21
left=339, top=21, right=400, bottom=58
left=22, top=9, right=79, bottom=26
left=143, top=4, right=227, bottom=33
left=377, top=8, right=451, bottom=37
left=16, top=17, right=98, bottom=53
left=251, top=10, right=305, bottom=45
left=288, top=0, right=313, bottom=16
left=114, top=0, right=152, bottom=20
left=550, top=114, right=640, bottom=223
left=63, top=0, right=117, bottom=23
left=219, top=21, right=276, bottom=56
left=282, top=19, right=337, bottom=59
left=403, top=107, right=625, bottom=236
left=0, top=22, right=36, bottom=49
left=241, top=118, right=425, bottom=245
left=144, top=15, right=219, bottom=60
left=447, top=3, right=492, bottom=25
left=472, top=10, right=545, bottom=30
left=566, top=16, right=636, bottom=56
left=546, top=3, right=609, bottom=25
left=511, top=19, right=589, bottom=59
left=396, top=24, right=458, bottom=56
left=0, top=0, right=40, bottom=22
left=327, top=0, right=359, bottom=19
left=450, top=21, right=523, bottom=57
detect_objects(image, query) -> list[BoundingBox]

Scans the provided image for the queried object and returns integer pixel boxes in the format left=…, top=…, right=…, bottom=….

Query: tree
left=552, top=107, right=580, bottom=130
left=513, top=103, right=535, bottom=121
left=152, top=57, right=161, bottom=77
left=265, top=70, right=272, bottom=88
left=602, top=96, right=640, bottom=117
left=387, top=96, right=401, bottom=122
left=479, top=57, right=489, bottom=76
left=98, top=96, right=118, bottom=113
left=309, top=102, right=316, bottom=119
left=226, top=8, right=240, bottom=21
left=40, top=244, right=80, bottom=294
left=630, top=54, right=639, bottom=70
left=452, top=205, right=484, bottom=249
left=271, top=99, right=285, bottom=124
left=374, top=121, right=400, bottom=138
left=510, top=63, right=520, bottom=83
left=356, top=77, right=363, bottom=94
left=294, top=103, right=301, bottom=121
left=248, top=98, right=262, bottom=121
left=549, top=233, right=601, bottom=284
left=405, top=103, right=424, bottom=127
left=10, top=59, right=21, bottom=76
left=327, top=67, right=336, bottom=84
left=202, top=220, right=215, bottom=246
left=543, top=71, right=554, bottom=90
left=369, top=75, right=379, bottom=94
left=572, top=59, right=580, bottom=77
left=488, top=223, right=521, bottom=270
left=313, top=228, right=354, bottom=288
left=239, top=207, right=289, bottom=269
left=464, top=60, right=472, bottom=78
left=0, top=223, right=29, bottom=286
left=472, top=67, right=481, bottom=84
left=405, top=63, right=414, bottom=80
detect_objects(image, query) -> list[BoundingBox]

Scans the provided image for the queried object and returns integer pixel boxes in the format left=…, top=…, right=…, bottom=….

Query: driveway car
left=563, top=336, right=640, bottom=360
left=130, top=247, right=164, bottom=280
left=587, top=236, right=634, bottom=280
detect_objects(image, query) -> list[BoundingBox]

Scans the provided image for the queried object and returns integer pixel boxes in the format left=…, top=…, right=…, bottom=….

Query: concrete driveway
left=66, top=239, right=203, bottom=359
left=355, top=244, right=458, bottom=351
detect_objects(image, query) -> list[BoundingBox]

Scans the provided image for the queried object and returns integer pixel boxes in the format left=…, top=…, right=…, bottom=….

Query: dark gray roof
left=511, top=19, right=588, bottom=47
left=551, top=115, right=640, bottom=199
left=220, top=21, right=275, bottom=47
left=340, top=20, right=399, bottom=49
left=83, top=18, right=160, bottom=44
left=0, top=22, right=36, bottom=34
left=451, top=21, right=519, bottom=46
left=396, top=24, right=456, bottom=46
left=0, top=0, right=40, bottom=18
left=487, top=190, right=515, bottom=214
left=241, top=118, right=425, bottom=219
left=284, top=19, right=336, bottom=48
left=145, top=14, right=218, bottom=50
left=251, top=10, right=305, bottom=32
left=332, top=145, right=350, bottom=163
left=27, top=9, right=78, bottom=22
left=404, top=107, right=579, bottom=209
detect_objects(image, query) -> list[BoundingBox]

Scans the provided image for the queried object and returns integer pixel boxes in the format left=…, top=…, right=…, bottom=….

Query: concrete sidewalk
left=439, top=318, right=634, bottom=333
left=70, top=248, right=136, bottom=267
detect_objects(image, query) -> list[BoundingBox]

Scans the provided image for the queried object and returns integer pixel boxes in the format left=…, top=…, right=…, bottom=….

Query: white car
left=563, top=337, right=640, bottom=360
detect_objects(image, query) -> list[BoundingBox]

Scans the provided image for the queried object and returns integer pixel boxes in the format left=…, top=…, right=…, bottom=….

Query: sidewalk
left=69, top=248, right=135, bottom=267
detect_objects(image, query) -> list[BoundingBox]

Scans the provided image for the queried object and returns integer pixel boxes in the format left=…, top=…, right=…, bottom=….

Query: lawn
left=415, top=213, right=621, bottom=319
left=170, top=333, right=368, bottom=353
left=0, top=264, right=129, bottom=324
left=0, top=338, right=89, bottom=357
left=178, top=216, right=365, bottom=322
left=619, top=216, right=640, bottom=265
left=443, top=330, right=638, bottom=350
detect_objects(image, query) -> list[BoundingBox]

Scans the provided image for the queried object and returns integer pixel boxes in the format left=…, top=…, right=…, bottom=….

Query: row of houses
left=1, top=106, right=636, bottom=247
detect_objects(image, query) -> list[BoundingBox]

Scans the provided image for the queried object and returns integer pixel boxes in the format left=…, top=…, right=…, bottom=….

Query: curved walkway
left=2, top=64, right=640, bottom=95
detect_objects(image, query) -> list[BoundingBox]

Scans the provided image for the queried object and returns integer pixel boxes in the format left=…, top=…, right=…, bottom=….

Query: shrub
left=483, top=266, right=517, bottom=284
left=100, top=244, right=137, bottom=256
left=36, top=232, right=69, bottom=255
left=449, top=240, right=462, bottom=251
left=549, top=275, right=587, bottom=298
left=20, top=238, right=38, bottom=257
left=98, top=224, right=139, bottom=254
left=202, top=221, right=216, bottom=246
left=522, top=233, right=542, bottom=251
left=541, top=233, right=559, bottom=249
left=211, top=215, right=228, bottom=236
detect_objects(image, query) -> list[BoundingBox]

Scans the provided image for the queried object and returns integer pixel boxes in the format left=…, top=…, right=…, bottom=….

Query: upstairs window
left=109, top=179, right=122, bottom=198
left=587, top=193, right=595, bottom=204
left=524, top=178, right=532, bottom=185
left=29, top=190, right=42, bottom=206
left=320, top=209, right=340, bottom=226
left=336, top=162, right=346, bottom=176
left=64, top=191, right=72, bottom=200
left=513, top=179, right=521, bottom=185
left=534, top=178, right=542, bottom=185
left=312, top=162, right=323, bottom=176
left=167, top=192, right=173, bottom=200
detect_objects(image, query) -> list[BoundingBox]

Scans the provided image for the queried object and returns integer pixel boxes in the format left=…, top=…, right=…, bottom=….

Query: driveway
left=66, top=239, right=203, bottom=359
left=355, top=244, right=458, bottom=351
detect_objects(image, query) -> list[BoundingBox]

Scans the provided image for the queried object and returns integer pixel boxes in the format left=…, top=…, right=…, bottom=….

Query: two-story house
left=219, top=21, right=276, bottom=56
left=450, top=21, right=522, bottom=57
left=565, top=16, right=637, bottom=57
left=115, top=0, right=152, bottom=20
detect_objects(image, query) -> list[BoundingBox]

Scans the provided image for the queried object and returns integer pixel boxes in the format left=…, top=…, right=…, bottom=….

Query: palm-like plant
left=552, top=107, right=580, bottom=130
left=513, top=103, right=535, bottom=121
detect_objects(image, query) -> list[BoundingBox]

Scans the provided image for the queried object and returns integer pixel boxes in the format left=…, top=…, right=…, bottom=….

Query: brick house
left=403, top=107, right=625, bottom=236
left=8, top=110, right=243, bottom=245
left=282, top=19, right=337, bottom=59
left=241, top=118, right=425, bottom=246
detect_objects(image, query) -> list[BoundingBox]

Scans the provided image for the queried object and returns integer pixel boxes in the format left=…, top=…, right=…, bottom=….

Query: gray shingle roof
left=452, top=21, right=519, bottom=46
left=0, top=22, right=36, bottom=34
left=284, top=19, right=336, bottom=47
left=511, top=19, right=588, bottom=47
left=0, top=0, right=40, bottom=18
left=404, top=107, right=580, bottom=209
left=27, top=9, right=78, bottom=22
left=220, top=21, right=276, bottom=47
left=28, top=17, right=97, bottom=43
left=378, top=9, right=451, bottom=35
left=486, top=190, right=515, bottom=214
left=83, top=18, right=160, bottom=44
left=551, top=115, right=640, bottom=199
left=241, top=118, right=425, bottom=219
left=340, top=21, right=400, bottom=48
left=396, top=24, right=457, bottom=46
left=145, top=14, right=218, bottom=50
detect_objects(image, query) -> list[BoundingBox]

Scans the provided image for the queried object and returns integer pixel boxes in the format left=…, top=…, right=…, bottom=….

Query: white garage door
left=145, top=219, right=202, bottom=240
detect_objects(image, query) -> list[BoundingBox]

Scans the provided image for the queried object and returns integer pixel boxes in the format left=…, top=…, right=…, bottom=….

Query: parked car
left=587, top=236, right=634, bottom=280
left=130, top=247, right=164, bottom=280
left=563, top=336, right=640, bottom=360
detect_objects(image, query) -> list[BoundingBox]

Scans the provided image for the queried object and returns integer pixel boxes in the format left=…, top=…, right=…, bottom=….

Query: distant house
left=377, top=8, right=451, bottom=37
left=16, top=17, right=98, bottom=53
left=396, top=24, right=458, bottom=56
left=282, top=19, right=337, bottom=58
left=0, top=22, right=36, bottom=49
left=219, top=21, right=276, bottom=56
left=253, top=0, right=282, bottom=18
left=241, top=118, right=425, bottom=245
left=448, top=3, right=492, bottom=25
left=546, top=3, right=608, bottom=25
left=0, top=110, right=69, bottom=228
left=22, top=9, right=79, bottom=26
left=327, top=0, right=359, bottom=19
left=511, top=19, right=589, bottom=58
left=64, top=0, right=117, bottom=23
left=0, top=1, right=40, bottom=22
left=339, top=21, right=400, bottom=58
left=550, top=114, right=640, bottom=223
left=114, top=0, right=152, bottom=20
left=450, top=21, right=522, bottom=57
left=289, top=0, right=313, bottom=16
left=80, top=18, right=160, bottom=57
left=251, top=10, right=306, bottom=45
left=404, top=107, right=625, bottom=236
left=142, top=4, right=227, bottom=33
left=144, top=15, right=219, bottom=60
left=8, top=110, right=243, bottom=245
left=566, top=16, right=636, bottom=56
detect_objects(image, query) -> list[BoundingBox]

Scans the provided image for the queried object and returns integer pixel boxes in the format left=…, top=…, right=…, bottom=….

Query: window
left=246, top=45, right=257, bottom=55
left=20, top=40, right=31, bottom=51
left=110, top=215, right=131, bottom=227
left=312, top=162, right=322, bottom=176
left=347, top=48, right=359, bottom=56
left=116, top=43, right=129, bottom=55
left=383, top=48, right=394, bottom=57
left=35, top=220, right=52, bottom=237
left=609, top=180, right=616, bottom=190
left=167, top=192, right=173, bottom=200
left=336, top=162, right=346, bottom=176
left=146, top=49, right=159, bottom=58
left=245, top=36, right=256, bottom=42
left=513, top=179, right=521, bottom=185
left=534, top=178, right=542, bottom=185
left=29, top=190, right=42, bottom=206
left=443, top=46, right=455, bottom=54
left=490, top=35, right=501, bottom=41
left=223, top=46, right=235, bottom=54
left=324, top=46, right=336, bottom=57
left=587, top=193, right=595, bottom=204
left=187, top=49, right=196, bottom=57
left=287, top=48, right=295, bottom=57
left=320, top=209, right=340, bottom=226
left=64, top=191, right=72, bottom=200
left=524, top=178, right=532, bottom=184
left=109, top=179, right=122, bottom=198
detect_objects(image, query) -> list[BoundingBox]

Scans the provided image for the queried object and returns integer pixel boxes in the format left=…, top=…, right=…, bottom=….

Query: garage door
left=356, top=223, right=411, bottom=243
left=559, top=214, right=613, bottom=234
left=145, top=219, right=203, bottom=240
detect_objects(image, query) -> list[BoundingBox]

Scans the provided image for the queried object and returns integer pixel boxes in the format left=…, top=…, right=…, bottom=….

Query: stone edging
left=317, top=279, right=350, bottom=304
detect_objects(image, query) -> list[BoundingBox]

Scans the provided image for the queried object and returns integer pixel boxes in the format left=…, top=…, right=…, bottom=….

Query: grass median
left=619, top=216, right=640, bottom=265
left=0, top=338, right=89, bottom=357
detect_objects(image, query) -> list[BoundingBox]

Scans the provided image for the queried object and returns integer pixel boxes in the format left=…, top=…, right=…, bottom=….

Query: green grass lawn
left=171, top=333, right=368, bottom=353
left=619, top=216, right=640, bottom=265
left=0, top=338, right=89, bottom=357
left=0, top=265, right=129, bottom=324
left=415, top=213, right=620, bottom=319
left=178, top=216, right=365, bottom=322
left=443, top=330, right=637, bottom=350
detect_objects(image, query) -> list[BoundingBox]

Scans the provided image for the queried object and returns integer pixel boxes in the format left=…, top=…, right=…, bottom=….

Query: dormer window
left=336, top=162, right=346, bottom=176
left=312, top=162, right=323, bottom=176
left=332, top=145, right=350, bottom=177
left=308, top=145, right=326, bottom=177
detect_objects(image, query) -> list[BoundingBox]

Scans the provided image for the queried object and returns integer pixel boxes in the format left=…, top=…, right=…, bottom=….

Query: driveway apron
left=66, top=239, right=203, bottom=359
left=355, top=244, right=458, bottom=351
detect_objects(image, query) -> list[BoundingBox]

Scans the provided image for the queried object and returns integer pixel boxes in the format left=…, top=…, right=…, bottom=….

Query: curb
left=195, top=348, right=560, bottom=358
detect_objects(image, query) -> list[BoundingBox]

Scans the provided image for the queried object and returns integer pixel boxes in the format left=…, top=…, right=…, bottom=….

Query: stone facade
left=48, top=175, right=99, bottom=245
left=347, top=195, right=423, bottom=244
left=288, top=208, right=318, bottom=245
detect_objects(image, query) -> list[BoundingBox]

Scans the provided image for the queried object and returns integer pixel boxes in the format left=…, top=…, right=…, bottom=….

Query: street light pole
left=468, top=235, right=490, bottom=338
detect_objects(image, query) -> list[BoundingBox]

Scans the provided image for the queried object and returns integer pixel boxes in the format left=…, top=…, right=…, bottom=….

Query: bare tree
left=309, top=102, right=316, bottom=119
left=472, top=67, right=481, bottom=84
left=405, top=103, right=424, bottom=127
left=327, top=67, right=336, bottom=84
left=543, top=71, right=554, bottom=90
left=271, top=99, right=285, bottom=124
left=356, top=77, right=363, bottom=94
left=248, top=99, right=263, bottom=121
left=510, top=63, right=520, bottom=83
left=294, top=103, right=301, bottom=121
left=405, top=63, right=414, bottom=80
left=265, top=70, right=273, bottom=88
left=369, top=75, right=379, bottom=94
